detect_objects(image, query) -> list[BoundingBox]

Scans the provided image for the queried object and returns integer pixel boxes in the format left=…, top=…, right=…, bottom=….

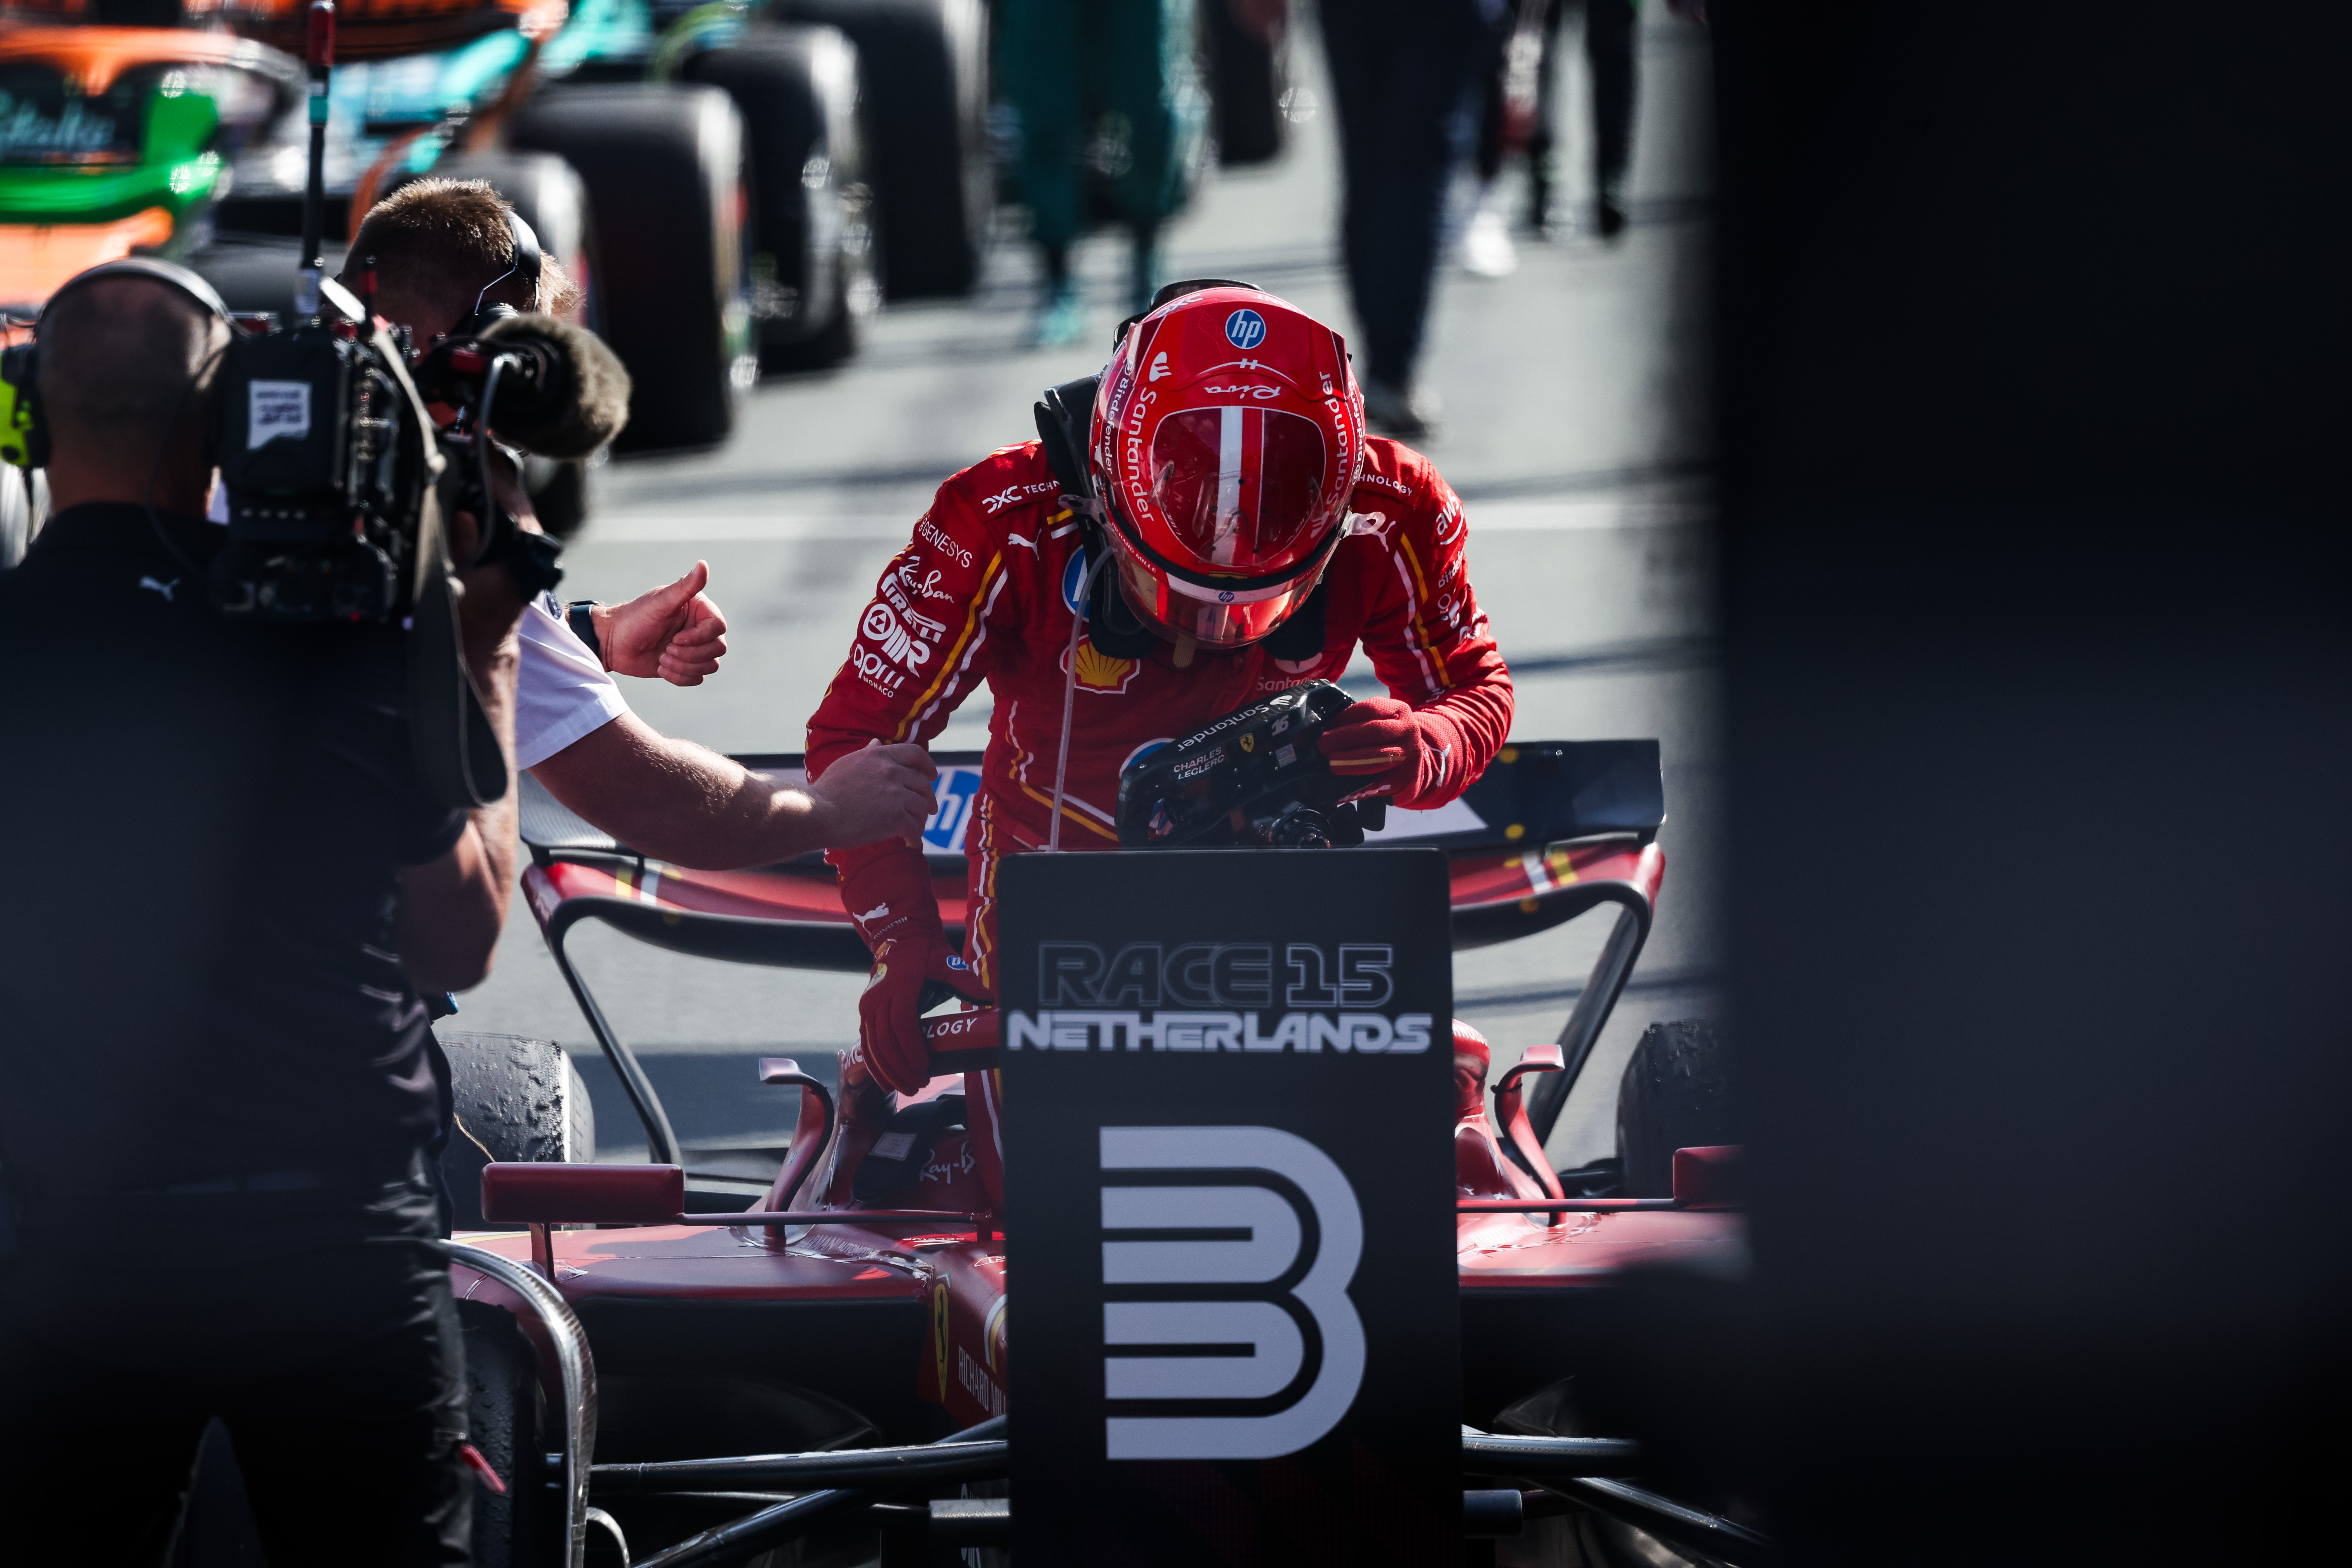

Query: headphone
left=458, top=208, right=543, bottom=335
left=0, top=257, right=233, bottom=471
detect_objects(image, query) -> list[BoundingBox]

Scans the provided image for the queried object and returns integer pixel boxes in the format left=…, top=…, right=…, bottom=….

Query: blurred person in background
left=343, top=178, right=942, bottom=865
left=1463, top=0, right=1640, bottom=276
left=1313, top=0, right=1509, bottom=436
left=0, top=262, right=523, bottom=1562
left=1000, top=0, right=1204, bottom=347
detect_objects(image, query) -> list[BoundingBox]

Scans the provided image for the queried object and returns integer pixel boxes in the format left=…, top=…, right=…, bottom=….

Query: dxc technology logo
left=1099, top=1125, right=1364, bottom=1460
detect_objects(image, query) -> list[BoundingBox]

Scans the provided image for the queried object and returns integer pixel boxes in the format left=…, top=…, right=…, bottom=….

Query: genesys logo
left=914, top=512, right=974, bottom=568
left=1099, top=1125, right=1363, bottom=1460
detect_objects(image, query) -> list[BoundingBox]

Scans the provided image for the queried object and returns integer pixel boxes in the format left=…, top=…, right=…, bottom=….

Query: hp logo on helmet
left=1224, top=309, right=1267, bottom=350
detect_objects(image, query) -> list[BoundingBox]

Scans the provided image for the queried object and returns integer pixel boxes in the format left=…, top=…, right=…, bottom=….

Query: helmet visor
left=1148, top=406, right=1333, bottom=572
left=1113, top=545, right=1327, bottom=650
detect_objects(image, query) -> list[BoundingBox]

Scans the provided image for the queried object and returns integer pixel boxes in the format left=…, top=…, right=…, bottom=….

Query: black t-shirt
left=0, top=505, right=465, bottom=1227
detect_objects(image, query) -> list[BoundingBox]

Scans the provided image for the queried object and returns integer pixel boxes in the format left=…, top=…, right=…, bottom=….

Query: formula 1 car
left=192, top=0, right=881, bottom=447
left=371, top=683, right=1753, bottom=1568
left=0, top=0, right=909, bottom=465
left=0, top=22, right=307, bottom=564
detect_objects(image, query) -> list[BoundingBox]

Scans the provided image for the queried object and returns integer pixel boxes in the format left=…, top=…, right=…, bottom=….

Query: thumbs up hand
left=598, top=560, right=730, bottom=686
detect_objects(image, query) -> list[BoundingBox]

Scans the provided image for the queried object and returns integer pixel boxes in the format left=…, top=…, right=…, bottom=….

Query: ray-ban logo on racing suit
left=1005, top=941, right=1430, bottom=1055
left=1099, top=1125, right=1364, bottom=1460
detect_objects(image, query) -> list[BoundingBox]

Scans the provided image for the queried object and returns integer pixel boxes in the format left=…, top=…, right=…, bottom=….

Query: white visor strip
left=1215, top=405, right=1244, bottom=566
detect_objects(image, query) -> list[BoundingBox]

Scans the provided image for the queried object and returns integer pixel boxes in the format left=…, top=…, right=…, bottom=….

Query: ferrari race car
left=274, top=682, right=1754, bottom=1568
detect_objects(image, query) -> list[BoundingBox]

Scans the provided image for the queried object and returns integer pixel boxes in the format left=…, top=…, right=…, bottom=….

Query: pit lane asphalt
left=450, top=9, right=1717, bottom=1180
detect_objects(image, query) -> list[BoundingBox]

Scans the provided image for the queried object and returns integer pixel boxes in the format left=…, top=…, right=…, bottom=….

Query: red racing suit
left=806, top=435, right=1514, bottom=989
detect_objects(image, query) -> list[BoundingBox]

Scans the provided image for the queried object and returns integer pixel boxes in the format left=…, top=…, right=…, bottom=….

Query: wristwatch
left=566, top=599, right=604, bottom=665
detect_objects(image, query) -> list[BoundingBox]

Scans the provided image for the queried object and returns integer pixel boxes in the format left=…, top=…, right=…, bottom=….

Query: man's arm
left=531, top=711, right=937, bottom=869
left=1327, top=464, right=1514, bottom=807
left=805, top=471, right=1015, bottom=1094
left=397, top=557, right=525, bottom=995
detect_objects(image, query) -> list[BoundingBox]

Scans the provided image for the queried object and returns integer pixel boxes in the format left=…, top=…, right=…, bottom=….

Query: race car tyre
left=684, top=23, right=877, bottom=369
left=1615, top=1019, right=1735, bottom=1199
left=512, top=84, right=757, bottom=452
left=1202, top=0, right=1287, bottom=166
left=434, top=1030, right=597, bottom=1231
left=772, top=0, right=992, bottom=300
left=459, top=1299, right=559, bottom=1568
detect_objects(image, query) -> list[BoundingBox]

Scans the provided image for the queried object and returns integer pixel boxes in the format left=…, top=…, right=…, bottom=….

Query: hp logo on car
left=1098, top=1125, right=1364, bottom=1460
left=1224, top=309, right=1268, bottom=350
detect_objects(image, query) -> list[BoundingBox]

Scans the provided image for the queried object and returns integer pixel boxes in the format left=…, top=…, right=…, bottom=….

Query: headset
left=457, top=208, right=543, bottom=336
left=0, top=257, right=234, bottom=471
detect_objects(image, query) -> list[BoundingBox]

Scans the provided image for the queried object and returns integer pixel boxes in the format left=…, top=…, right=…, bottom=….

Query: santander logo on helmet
left=1088, top=284, right=1366, bottom=651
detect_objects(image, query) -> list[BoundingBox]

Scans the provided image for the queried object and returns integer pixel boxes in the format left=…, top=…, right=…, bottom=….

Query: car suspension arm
left=1541, top=1476, right=1774, bottom=1566
left=606, top=1424, right=1641, bottom=1501
left=594, top=1432, right=1009, bottom=1496
left=623, top=1417, right=1007, bottom=1568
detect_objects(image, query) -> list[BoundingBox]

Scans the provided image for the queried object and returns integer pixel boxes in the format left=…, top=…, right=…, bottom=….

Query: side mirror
left=1670, top=1145, right=1743, bottom=1209
left=758, top=1058, right=837, bottom=1213
left=481, top=1162, right=684, bottom=1225
left=1492, top=1043, right=1568, bottom=1217
left=481, top=1162, right=685, bottom=1278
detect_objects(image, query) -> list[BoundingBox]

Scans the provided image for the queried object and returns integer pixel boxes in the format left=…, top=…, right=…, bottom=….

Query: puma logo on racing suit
left=137, top=575, right=179, bottom=602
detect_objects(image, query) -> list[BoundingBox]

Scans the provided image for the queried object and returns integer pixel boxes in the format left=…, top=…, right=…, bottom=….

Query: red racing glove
left=1316, top=695, right=1471, bottom=810
left=839, top=847, right=989, bottom=1095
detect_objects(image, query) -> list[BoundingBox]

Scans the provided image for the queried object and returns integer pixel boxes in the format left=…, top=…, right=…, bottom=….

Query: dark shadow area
left=1704, top=3, right=2352, bottom=1562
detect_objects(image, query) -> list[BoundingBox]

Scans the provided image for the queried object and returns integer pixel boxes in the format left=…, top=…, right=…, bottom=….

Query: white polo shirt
left=514, top=592, right=628, bottom=768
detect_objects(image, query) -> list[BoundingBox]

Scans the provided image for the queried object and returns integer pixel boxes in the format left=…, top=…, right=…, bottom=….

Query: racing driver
left=808, top=281, right=1512, bottom=1096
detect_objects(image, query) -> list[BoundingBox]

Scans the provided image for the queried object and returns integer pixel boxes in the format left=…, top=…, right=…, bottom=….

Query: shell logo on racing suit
left=1098, top=1125, right=1364, bottom=1460
left=1063, top=638, right=1140, bottom=695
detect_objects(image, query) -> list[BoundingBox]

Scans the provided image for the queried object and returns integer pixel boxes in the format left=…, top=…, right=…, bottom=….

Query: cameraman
left=343, top=178, right=937, bottom=862
left=0, top=266, right=519, bottom=1561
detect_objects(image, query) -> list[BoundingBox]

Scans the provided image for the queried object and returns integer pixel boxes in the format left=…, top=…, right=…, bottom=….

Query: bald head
left=36, top=277, right=228, bottom=514
left=38, top=277, right=227, bottom=458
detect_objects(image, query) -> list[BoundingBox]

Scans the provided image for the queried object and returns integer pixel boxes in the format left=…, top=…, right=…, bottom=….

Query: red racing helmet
left=1088, top=283, right=1365, bottom=649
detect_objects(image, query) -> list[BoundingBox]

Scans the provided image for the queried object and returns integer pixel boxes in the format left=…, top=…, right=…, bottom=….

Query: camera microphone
left=471, top=314, right=631, bottom=459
